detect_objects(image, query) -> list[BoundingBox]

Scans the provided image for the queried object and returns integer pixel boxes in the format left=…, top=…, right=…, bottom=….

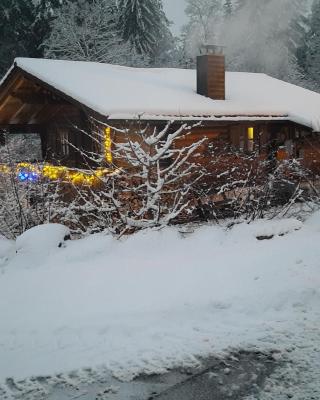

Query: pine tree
left=305, top=0, right=320, bottom=88
left=287, top=0, right=309, bottom=74
left=32, top=0, right=64, bottom=51
left=224, top=0, right=233, bottom=16
left=44, top=0, right=146, bottom=66
left=118, top=0, right=172, bottom=61
left=0, top=0, right=35, bottom=75
left=234, top=0, right=247, bottom=12
left=0, top=0, right=65, bottom=77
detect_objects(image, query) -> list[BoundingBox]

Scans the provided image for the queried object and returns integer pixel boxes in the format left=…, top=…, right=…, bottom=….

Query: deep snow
left=0, top=215, right=320, bottom=397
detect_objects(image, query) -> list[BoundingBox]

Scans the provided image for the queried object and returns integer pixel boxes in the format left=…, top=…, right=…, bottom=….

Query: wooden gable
left=0, top=68, right=81, bottom=127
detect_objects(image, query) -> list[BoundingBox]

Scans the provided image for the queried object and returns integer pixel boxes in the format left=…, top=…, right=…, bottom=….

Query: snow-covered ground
left=0, top=214, right=320, bottom=398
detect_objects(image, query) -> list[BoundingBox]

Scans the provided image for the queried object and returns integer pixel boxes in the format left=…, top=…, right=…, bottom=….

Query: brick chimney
left=197, top=45, right=225, bottom=100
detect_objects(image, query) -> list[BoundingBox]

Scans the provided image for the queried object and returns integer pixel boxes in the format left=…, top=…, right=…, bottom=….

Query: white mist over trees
left=1, top=0, right=320, bottom=89
left=183, top=0, right=223, bottom=58
left=305, top=0, right=320, bottom=89
left=182, top=0, right=315, bottom=88
left=222, top=0, right=305, bottom=81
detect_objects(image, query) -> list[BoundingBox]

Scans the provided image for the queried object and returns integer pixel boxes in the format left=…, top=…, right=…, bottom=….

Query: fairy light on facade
left=1, top=127, right=115, bottom=186
left=18, top=168, right=39, bottom=182
left=0, top=162, right=116, bottom=186
left=17, top=163, right=40, bottom=182
left=105, top=127, right=113, bottom=164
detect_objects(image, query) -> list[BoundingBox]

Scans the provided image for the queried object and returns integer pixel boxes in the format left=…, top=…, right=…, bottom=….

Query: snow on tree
left=0, top=132, right=61, bottom=239
left=44, top=0, right=146, bottom=66
left=0, top=123, right=313, bottom=238
left=0, top=0, right=35, bottom=75
left=305, top=0, right=320, bottom=89
left=118, top=0, right=173, bottom=63
left=32, top=0, right=64, bottom=49
left=0, top=0, right=66, bottom=77
left=110, top=122, right=205, bottom=232
left=288, top=0, right=309, bottom=71
left=63, top=121, right=206, bottom=235
left=233, top=0, right=247, bottom=12
left=66, top=119, right=315, bottom=233
left=223, top=0, right=233, bottom=17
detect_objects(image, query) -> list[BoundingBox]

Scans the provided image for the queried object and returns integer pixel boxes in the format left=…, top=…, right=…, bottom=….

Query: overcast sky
left=162, top=0, right=188, bottom=35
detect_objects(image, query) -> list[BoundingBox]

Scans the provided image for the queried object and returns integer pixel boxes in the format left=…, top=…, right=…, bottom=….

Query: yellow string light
left=0, top=162, right=117, bottom=186
left=0, top=127, right=115, bottom=186
left=105, top=127, right=113, bottom=164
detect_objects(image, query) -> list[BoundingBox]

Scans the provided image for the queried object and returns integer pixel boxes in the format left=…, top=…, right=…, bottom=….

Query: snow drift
left=0, top=216, right=320, bottom=383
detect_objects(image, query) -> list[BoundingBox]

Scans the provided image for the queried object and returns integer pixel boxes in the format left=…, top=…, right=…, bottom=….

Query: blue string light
left=17, top=168, right=39, bottom=182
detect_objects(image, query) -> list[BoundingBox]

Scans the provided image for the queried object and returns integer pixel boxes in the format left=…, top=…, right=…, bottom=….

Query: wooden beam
left=28, top=104, right=47, bottom=124
left=0, top=72, right=24, bottom=112
left=11, top=90, right=68, bottom=105
left=35, top=104, right=79, bottom=125
left=9, top=103, right=28, bottom=123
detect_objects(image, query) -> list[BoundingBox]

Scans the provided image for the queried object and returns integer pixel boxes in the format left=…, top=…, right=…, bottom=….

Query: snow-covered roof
left=6, top=58, right=320, bottom=130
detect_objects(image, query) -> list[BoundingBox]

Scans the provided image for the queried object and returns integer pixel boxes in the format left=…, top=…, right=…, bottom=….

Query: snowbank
left=0, top=236, right=14, bottom=263
left=0, top=216, right=320, bottom=383
left=16, top=224, right=70, bottom=254
left=231, top=218, right=303, bottom=239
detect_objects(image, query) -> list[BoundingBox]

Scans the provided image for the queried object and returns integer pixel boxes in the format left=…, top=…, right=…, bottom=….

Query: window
left=59, top=128, right=70, bottom=156
left=247, top=127, right=254, bottom=152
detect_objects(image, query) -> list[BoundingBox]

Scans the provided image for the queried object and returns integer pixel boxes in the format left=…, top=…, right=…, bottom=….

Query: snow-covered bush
left=194, top=144, right=314, bottom=223
left=65, top=120, right=206, bottom=236
left=48, top=121, right=320, bottom=235
left=0, top=134, right=62, bottom=239
left=1, top=123, right=319, bottom=239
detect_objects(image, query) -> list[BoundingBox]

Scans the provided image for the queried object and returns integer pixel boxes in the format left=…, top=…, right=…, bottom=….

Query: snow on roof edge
left=107, top=113, right=290, bottom=122
left=0, top=62, right=15, bottom=87
left=3, top=57, right=320, bottom=131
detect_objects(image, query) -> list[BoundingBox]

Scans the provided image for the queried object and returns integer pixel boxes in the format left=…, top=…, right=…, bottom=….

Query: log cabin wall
left=107, top=120, right=318, bottom=174
left=168, top=121, right=316, bottom=176
left=107, top=120, right=166, bottom=169
left=44, top=107, right=89, bottom=168
left=77, top=119, right=317, bottom=175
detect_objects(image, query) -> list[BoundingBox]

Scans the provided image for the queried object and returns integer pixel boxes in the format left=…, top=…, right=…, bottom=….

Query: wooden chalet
left=0, top=45, right=320, bottom=180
